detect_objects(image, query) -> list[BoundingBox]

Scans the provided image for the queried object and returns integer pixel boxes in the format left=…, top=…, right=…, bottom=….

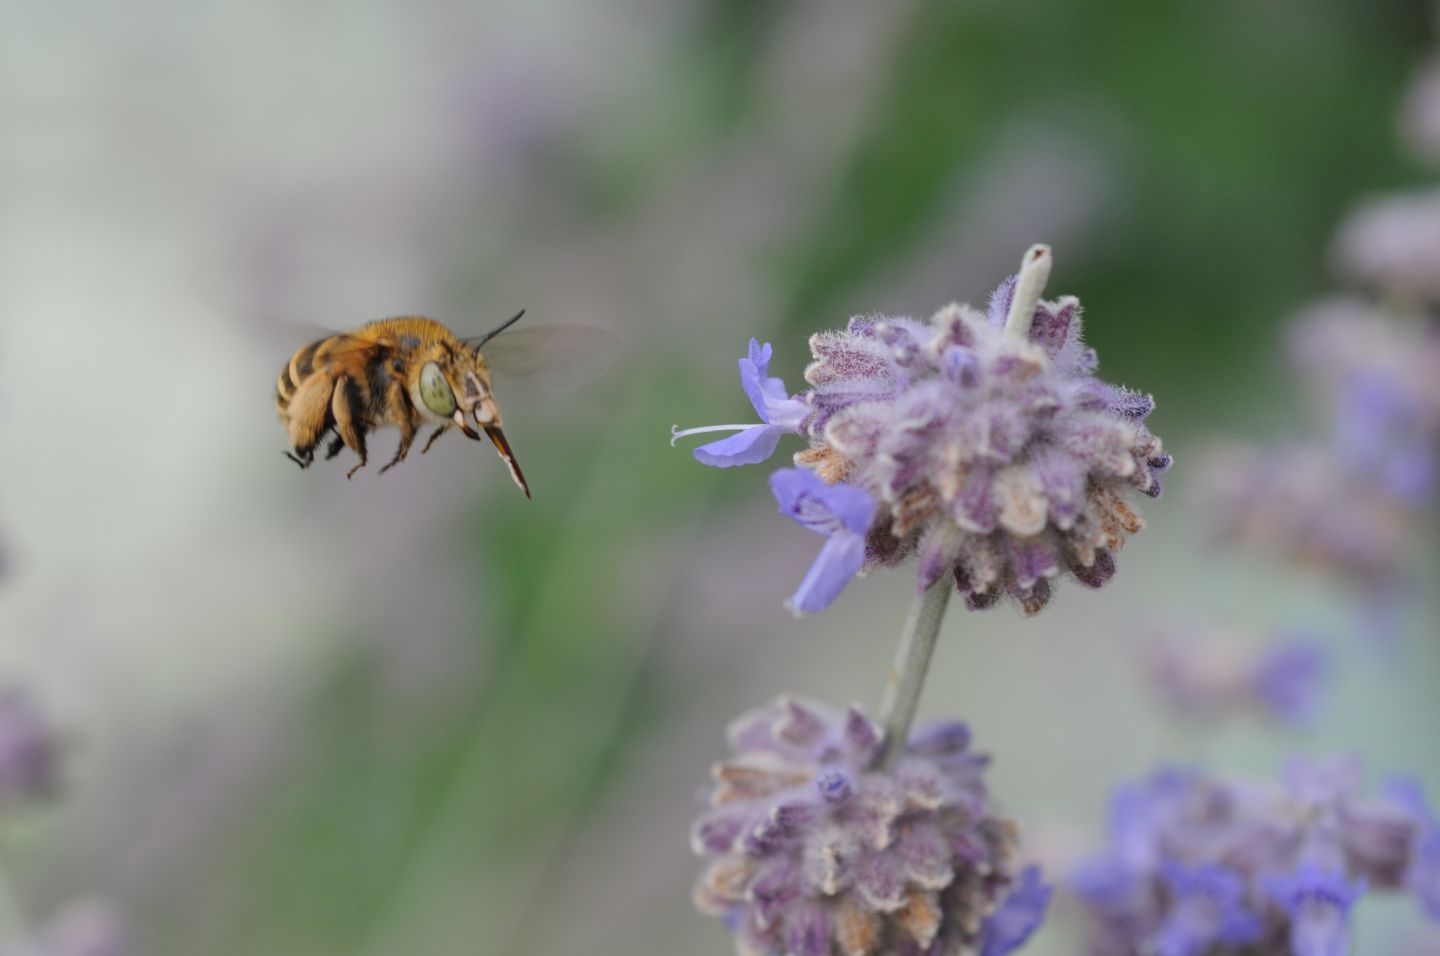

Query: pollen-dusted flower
left=0, top=686, right=62, bottom=809
left=795, top=245, right=1170, bottom=614
left=673, top=338, right=810, bottom=467
left=1072, top=758, right=1440, bottom=956
left=691, top=696, right=1050, bottom=956
left=1330, top=191, right=1440, bottom=306
left=1141, top=624, right=1329, bottom=729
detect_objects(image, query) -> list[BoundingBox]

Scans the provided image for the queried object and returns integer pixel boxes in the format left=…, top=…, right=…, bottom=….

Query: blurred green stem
left=875, top=577, right=952, bottom=769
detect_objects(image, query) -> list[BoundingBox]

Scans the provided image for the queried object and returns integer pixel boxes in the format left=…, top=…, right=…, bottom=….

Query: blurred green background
left=1, top=0, right=1437, bottom=953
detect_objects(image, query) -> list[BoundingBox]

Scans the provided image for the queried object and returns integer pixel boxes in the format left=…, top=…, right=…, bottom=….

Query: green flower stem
left=875, top=577, right=953, bottom=769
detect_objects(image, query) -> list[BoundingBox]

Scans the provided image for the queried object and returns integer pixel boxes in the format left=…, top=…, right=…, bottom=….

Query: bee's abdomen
left=276, top=338, right=326, bottom=410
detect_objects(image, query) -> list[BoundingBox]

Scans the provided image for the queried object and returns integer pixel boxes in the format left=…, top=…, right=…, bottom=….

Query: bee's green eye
left=419, top=362, right=457, bottom=416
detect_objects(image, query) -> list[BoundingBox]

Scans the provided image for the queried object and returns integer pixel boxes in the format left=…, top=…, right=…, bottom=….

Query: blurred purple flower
left=672, top=339, right=809, bottom=467
left=0, top=687, right=62, bottom=808
left=1073, top=759, right=1440, bottom=956
left=1402, top=58, right=1440, bottom=167
left=1196, top=442, right=1413, bottom=592
left=1141, top=624, right=1328, bottom=729
left=692, top=696, right=1047, bottom=956
left=795, top=246, right=1170, bottom=615
left=1152, top=862, right=1263, bottom=956
left=1263, top=865, right=1364, bottom=956
left=1288, top=299, right=1440, bottom=505
left=769, top=468, right=874, bottom=615
left=1331, top=191, right=1440, bottom=305
left=1386, top=779, right=1440, bottom=918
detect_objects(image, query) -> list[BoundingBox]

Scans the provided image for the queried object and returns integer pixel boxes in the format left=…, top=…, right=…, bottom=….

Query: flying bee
left=275, top=310, right=533, bottom=496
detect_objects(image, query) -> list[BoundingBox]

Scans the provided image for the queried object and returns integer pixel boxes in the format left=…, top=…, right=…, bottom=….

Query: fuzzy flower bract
left=692, top=696, right=1050, bottom=956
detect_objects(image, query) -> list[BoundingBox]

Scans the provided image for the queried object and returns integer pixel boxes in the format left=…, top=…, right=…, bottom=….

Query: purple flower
left=769, top=468, right=874, bottom=615
left=1196, top=442, right=1413, bottom=592
left=1331, top=191, right=1440, bottom=306
left=1142, top=625, right=1329, bottom=729
left=0, top=687, right=62, bottom=809
left=1151, top=863, right=1263, bottom=956
left=794, top=246, right=1170, bottom=615
left=1253, top=636, right=1329, bottom=727
left=1386, top=779, right=1440, bottom=918
left=1073, top=760, right=1440, bottom=956
left=1288, top=299, right=1440, bottom=505
left=672, top=339, right=809, bottom=467
left=692, top=696, right=1039, bottom=956
left=1402, top=58, right=1440, bottom=167
left=979, top=866, right=1052, bottom=956
left=1264, top=865, right=1365, bottom=956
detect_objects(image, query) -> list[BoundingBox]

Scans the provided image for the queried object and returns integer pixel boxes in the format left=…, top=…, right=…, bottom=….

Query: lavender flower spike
left=672, top=338, right=810, bottom=467
left=770, top=468, right=874, bottom=615
left=797, top=244, right=1171, bottom=614
left=692, top=696, right=1045, bottom=956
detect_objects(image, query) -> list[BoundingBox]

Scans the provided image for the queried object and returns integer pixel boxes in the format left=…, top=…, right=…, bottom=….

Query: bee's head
left=413, top=310, right=530, bottom=497
left=415, top=351, right=501, bottom=437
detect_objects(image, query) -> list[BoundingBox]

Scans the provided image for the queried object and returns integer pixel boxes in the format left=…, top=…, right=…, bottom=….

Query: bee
left=275, top=310, right=531, bottom=497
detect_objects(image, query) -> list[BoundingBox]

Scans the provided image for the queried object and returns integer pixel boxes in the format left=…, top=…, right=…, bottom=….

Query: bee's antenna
left=467, top=309, right=526, bottom=351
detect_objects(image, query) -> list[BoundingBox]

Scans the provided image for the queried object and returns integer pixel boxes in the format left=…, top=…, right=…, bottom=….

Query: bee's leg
left=379, top=383, right=417, bottom=475
left=324, top=432, right=346, bottom=460
left=285, top=374, right=335, bottom=470
left=284, top=451, right=311, bottom=469
left=331, top=375, right=369, bottom=479
left=420, top=426, right=448, bottom=455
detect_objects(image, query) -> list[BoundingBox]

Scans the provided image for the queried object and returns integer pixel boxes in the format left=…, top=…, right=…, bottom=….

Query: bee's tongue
left=483, top=426, right=530, bottom=499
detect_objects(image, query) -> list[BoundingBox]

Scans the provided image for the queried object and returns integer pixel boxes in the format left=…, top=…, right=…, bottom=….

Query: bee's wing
left=479, top=325, right=620, bottom=394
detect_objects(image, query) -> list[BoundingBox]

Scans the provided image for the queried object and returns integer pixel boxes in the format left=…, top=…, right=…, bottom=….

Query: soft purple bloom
left=1073, top=760, right=1440, bottom=956
left=1142, top=625, right=1329, bottom=729
left=692, top=696, right=1039, bottom=956
left=673, top=339, right=809, bottom=467
left=0, top=687, right=62, bottom=808
left=769, top=468, right=874, bottom=615
left=1386, top=779, right=1440, bottom=918
left=1331, top=191, right=1440, bottom=305
left=1196, top=442, right=1413, bottom=592
left=1264, top=865, right=1365, bottom=956
left=1253, top=637, right=1328, bottom=727
left=979, top=866, right=1052, bottom=956
left=1402, top=58, right=1440, bottom=167
left=1288, top=299, right=1440, bottom=505
left=793, top=248, right=1170, bottom=615
left=1152, top=863, right=1263, bottom=956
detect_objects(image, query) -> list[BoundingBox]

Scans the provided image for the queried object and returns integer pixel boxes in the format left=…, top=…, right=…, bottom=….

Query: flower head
left=793, top=246, right=1169, bottom=615
left=673, top=338, right=810, bottom=467
left=1073, top=759, right=1440, bottom=956
left=692, top=696, right=1048, bottom=956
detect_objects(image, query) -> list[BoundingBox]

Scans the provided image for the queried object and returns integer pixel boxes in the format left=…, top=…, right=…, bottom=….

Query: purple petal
left=786, top=528, right=866, bottom=614
left=693, top=424, right=784, bottom=467
left=1029, top=299, right=1075, bottom=355
left=980, top=866, right=1052, bottom=956
left=770, top=468, right=875, bottom=537
left=986, top=275, right=1018, bottom=328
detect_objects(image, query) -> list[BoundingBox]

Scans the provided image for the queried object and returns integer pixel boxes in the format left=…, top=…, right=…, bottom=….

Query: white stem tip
left=1003, top=243, right=1053, bottom=339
